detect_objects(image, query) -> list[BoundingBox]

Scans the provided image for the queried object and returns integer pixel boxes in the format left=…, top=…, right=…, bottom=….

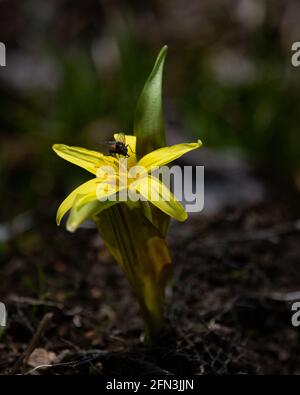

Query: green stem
left=137, top=284, right=166, bottom=346
left=96, top=204, right=170, bottom=346
left=116, top=205, right=166, bottom=345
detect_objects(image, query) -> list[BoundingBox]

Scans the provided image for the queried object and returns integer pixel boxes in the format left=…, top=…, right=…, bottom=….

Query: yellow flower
left=53, top=134, right=202, bottom=232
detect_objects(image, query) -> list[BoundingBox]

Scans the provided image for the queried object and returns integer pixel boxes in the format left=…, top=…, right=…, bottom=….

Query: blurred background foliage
left=0, top=0, right=299, bottom=222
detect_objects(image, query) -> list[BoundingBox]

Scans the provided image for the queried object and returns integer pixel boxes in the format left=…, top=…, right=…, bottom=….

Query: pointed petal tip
left=176, top=209, right=188, bottom=222
left=181, top=212, right=188, bottom=222
left=56, top=211, right=60, bottom=225
left=52, top=143, right=64, bottom=154
left=66, top=223, right=76, bottom=233
left=56, top=214, right=62, bottom=226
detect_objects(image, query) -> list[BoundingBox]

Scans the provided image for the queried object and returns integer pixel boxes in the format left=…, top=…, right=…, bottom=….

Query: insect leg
left=109, top=149, right=118, bottom=157
left=127, top=144, right=137, bottom=155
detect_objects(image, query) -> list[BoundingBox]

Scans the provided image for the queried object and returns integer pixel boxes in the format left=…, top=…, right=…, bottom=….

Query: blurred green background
left=0, top=0, right=299, bottom=223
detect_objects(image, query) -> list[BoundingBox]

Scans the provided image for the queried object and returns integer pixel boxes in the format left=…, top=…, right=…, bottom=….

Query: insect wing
left=115, top=132, right=126, bottom=144
left=98, top=141, right=116, bottom=152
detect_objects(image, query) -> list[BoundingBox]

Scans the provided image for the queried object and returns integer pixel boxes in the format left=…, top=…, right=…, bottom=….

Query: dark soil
left=1, top=201, right=300, bottom=375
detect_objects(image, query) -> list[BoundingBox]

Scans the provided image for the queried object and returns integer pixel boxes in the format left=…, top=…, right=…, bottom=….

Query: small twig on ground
left=9, top=295, right=63, bottom=310
left=25, top=353, right=105, bottom=375
left=24, top=350, right=109, bottom=375
left=10, top=312, right=53, bottom=374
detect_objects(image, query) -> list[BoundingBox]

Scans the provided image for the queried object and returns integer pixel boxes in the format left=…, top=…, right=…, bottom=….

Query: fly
left=104, top=133, right=135, bottom=158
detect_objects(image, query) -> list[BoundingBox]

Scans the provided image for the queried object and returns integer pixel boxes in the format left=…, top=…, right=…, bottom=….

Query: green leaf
left=133, top=46, right=170, bottom=236
left=134, top=46, right=168, bottom=157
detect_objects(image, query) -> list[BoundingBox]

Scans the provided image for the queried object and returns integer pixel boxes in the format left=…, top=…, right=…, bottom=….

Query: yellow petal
left=137, top=140, right=202, bottom=172
left=56, top=178, right=101, bottom=225
left=79, top=181, right=120, bottom=206
left=66, top=195, right=117, bottom=232
left=66, top=179, right=126, bottom=232
left=114, top=133, right=137, bottom=168
left=130, top=176, right=187, bottom=222
left=53, top=144, right=118, bottom=175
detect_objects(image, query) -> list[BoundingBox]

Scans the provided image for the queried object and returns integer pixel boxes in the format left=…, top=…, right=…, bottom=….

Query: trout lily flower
left=53, top=135, right=202, bottom=232
left=52, top=45, right=204, bottom=345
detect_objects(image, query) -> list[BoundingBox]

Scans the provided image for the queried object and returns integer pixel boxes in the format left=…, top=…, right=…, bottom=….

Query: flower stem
left=95, top=203, right=171, bottom=346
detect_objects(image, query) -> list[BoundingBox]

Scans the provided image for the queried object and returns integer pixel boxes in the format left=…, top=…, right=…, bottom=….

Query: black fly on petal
left=103, top=133, right=135, bottom=158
